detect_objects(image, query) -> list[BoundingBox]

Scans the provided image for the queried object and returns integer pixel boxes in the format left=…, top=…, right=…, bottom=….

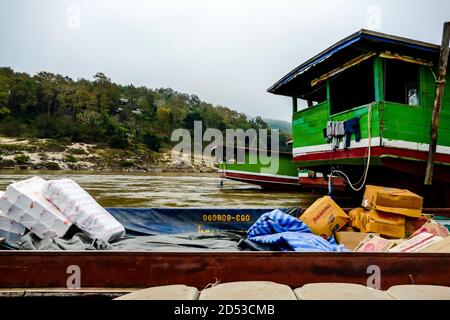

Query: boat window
left=329, top=58, right=375, bottom=115
left=299, top=84, right=327, bottom=110
left=384, top=59, right=420, bottom=106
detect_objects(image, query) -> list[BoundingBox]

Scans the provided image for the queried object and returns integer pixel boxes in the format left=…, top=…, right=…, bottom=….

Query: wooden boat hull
left=1, top=208, right=448, bottom=291
left=0, top=251, right=449, bottom=290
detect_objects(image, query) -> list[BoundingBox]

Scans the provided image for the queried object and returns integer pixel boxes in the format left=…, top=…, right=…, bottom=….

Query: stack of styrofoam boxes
left=0, top=191, right=27, bottom=243
left=44, top=179, right=125, bottom=242
left=0, top=177, right=72, bottom=239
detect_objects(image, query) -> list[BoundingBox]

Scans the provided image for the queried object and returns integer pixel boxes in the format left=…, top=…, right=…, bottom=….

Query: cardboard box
left=412, top=221, right=450, bottom=238
left=362, top=185, right=423, bottom=218
left=352, top=208, right=406, bottom=239
left=354, top=234, right=395, bottom=252
left=335, top=232, right=373, bottom=251
left=389, top=232, right=443, bottom=253
left=349, top=208, right=364, bottom=230
left=300, top=196, right=349, bottom=238
left=418, top=236, right=450, bottom=253
left=405, top=215, right=433, bottom=237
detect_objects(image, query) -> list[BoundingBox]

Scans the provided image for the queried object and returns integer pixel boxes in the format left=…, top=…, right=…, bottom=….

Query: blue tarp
left=106, top=208, right=296, bottom=236
left=247, top=209, right=349, bottom=252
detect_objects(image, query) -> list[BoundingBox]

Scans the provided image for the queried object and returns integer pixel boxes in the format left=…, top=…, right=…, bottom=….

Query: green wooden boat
left=218, top=147, right=300, bottom=190
left=218, top=146, right=344, bottom=190
left=268, top=29, right=450, bottom=202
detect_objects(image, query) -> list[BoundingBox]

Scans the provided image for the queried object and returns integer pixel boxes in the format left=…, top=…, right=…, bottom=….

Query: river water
left=0, top=170, right=355, bottom=209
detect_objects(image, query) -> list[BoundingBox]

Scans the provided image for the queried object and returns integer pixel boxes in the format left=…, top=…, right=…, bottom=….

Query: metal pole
left=425, top=22, right=450, bottom=185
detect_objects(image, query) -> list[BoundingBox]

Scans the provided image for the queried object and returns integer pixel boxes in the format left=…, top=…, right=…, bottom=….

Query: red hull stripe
left=293, top=146, right=450, bottom=164
left=222, top=172, right=299, bottom=185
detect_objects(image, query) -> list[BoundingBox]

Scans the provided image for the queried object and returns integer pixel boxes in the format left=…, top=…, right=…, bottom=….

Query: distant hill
left=264, top=118, right=292, bottom=135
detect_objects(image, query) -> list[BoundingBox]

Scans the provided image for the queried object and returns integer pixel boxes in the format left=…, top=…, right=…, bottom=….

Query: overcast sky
left=1, top=0, right=449, bottom=121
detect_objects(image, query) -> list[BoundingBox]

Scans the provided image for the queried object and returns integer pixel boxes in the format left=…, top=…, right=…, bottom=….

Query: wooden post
left=425, top=22, right=450, bottom=185
left=292, top=97, right=298, bottom=113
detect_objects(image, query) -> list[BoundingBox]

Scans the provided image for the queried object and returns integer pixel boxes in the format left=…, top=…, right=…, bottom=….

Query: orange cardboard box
left=349, top=208, right=364, bottom=230
left=351, top=208, right=405, bottom=239
left=300, top=196, right=349, bottom=238
left=362, top=185, right=423, bottom=218
left=360, top=210, right=406, bottom=239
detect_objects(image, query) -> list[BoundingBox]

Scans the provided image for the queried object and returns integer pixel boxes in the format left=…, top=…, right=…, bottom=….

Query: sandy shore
left=0, top=137, right=218, bottom=173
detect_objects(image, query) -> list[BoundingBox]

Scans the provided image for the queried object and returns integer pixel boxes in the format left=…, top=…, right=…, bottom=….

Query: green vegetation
left=13, top=154, right=30, bottom=165
left=67, top=148, right=88, bottom=155
left=64, top=155, right=78, bottom=163
left=41, top=161, right=60, bottom=170
left=0, top=67, right=292, bottom=152
left=119, top=160, right=135, bottom=168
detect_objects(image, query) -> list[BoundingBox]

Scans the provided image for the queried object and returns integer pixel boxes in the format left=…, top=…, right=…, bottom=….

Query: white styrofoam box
left=0, top=215, right=26, bottom=235
left=0, top=177, right=72, bottom=239
left=44, top=179, right=125, bottom=242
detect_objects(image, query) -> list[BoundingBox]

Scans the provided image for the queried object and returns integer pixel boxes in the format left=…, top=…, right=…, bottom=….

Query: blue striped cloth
left=247, top=209, right=349, bottom=252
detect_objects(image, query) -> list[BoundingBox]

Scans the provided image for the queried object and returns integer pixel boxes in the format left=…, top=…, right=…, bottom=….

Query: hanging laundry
left=326, top=121, right=345, bottom=150
left=343, top=117, right=361, bottom=149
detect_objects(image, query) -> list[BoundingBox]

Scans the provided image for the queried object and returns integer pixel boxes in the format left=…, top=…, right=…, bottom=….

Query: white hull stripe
left=293, top=138, right=450, bottom=157
left=293, top=138, right=380, bottom=155
left=222, top=170, right=298, bottom=181
left=382, top=139, right=450, bottom=155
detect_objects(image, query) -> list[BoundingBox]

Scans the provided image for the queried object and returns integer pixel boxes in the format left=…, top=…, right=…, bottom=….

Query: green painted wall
left=291, top=58, right=450, bottom=152
left=292, top=101, right=329, bottom=148
left=380, top=102, right=450, bottom=147
left=292, top=102, right=380, bottom=149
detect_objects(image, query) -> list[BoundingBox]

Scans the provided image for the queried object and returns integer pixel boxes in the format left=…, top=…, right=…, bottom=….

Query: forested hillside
left=0, top=67, right=288, bottom=152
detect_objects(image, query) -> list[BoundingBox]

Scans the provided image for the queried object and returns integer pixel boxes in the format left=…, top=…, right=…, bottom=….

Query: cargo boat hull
left=1, top=208, right=449, bottom=292
left=0, top=251, right=449, bottom=291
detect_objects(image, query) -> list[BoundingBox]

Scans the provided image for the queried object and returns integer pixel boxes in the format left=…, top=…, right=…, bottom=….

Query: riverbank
left=0, top=137, right=217, bottom=173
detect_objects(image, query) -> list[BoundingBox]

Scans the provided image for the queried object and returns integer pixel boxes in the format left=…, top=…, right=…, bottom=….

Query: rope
left=328, top=103, right=373, bottom=192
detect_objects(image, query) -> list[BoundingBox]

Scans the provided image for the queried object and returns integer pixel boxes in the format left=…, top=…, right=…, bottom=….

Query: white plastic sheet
left=44, top=179, right=125, bottom=242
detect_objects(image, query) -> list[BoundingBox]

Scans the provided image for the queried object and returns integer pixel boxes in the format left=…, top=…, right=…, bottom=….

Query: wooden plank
left=425, top=22, right=450, bottom=185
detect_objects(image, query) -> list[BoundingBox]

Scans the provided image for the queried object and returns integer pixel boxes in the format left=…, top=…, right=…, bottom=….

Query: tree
left=34, top=71, right=59, bottom=116
left=0, top=75, right=10, bottom=116
left=141, top=130, right=162, bottom=151
left=250, top=116, right=268, bottom=130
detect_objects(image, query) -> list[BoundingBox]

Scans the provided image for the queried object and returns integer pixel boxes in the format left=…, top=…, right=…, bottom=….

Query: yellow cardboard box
left=335, top=232, right=373, bottom=251
left=349, top=208, right=365, bottom=230
left=362, top=185, right=423, bottom=218
left=300, top=196, right=349, bottom=238
left=359, top=209, right=406, bottom=239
